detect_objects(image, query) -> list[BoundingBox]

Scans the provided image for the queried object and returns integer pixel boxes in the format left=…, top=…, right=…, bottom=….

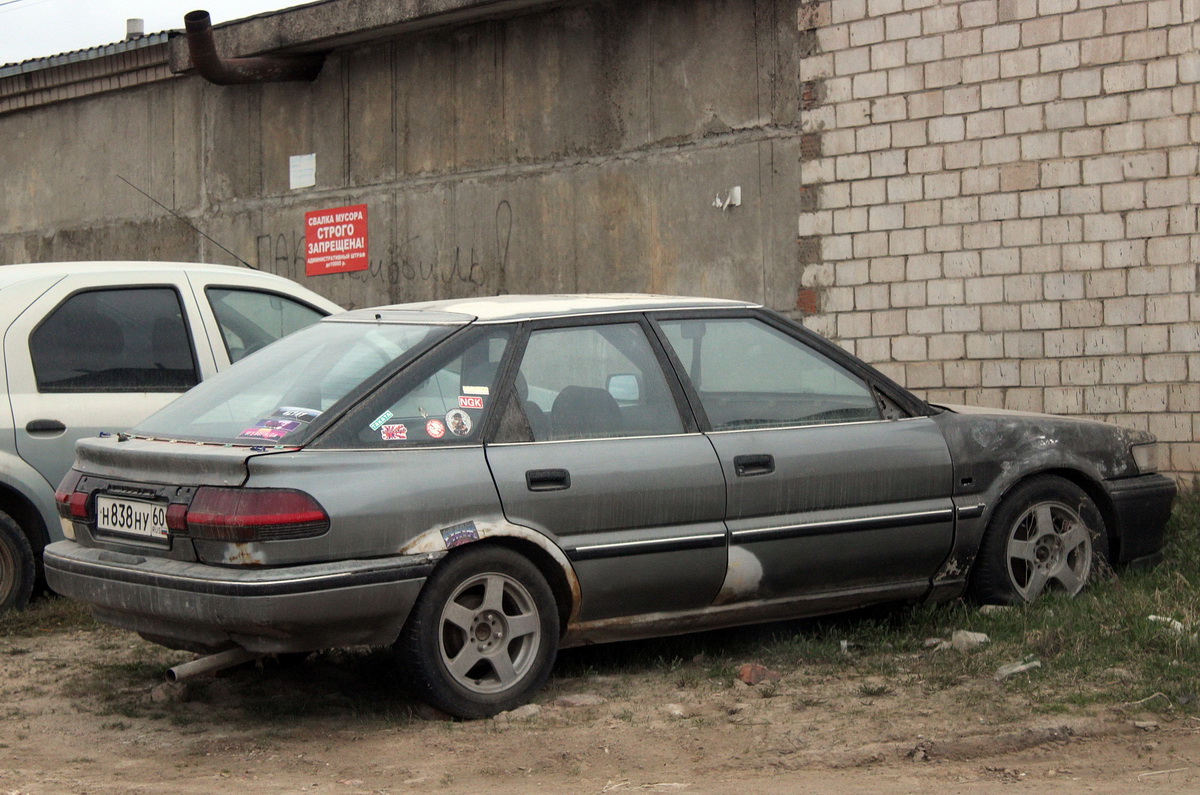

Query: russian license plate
left=95, top=495, right=169, bottom=541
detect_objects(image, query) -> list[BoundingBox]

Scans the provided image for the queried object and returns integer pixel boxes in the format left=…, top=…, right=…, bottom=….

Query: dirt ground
left=3, top=609, right=1200, bottom=794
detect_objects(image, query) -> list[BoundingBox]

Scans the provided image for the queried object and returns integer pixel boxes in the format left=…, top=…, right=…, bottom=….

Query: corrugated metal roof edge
left=0, top=30, right=173, bottom=78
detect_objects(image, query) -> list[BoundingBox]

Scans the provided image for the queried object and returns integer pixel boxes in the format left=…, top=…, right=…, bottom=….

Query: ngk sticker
left=458, top=395, right=485, bottom=410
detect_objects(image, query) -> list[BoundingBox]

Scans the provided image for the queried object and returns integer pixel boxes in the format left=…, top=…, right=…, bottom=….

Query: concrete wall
left=798, top=0, right=1200, bottom=475
left=0, top=0, right=806, bottom=314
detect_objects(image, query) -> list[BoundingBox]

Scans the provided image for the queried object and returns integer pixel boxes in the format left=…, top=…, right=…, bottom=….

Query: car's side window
left=344, top=330, right=511, bottom=447
left=29, top=288, right=199, bottom=393
left=508, top=323, right=685, bottom=442
left=206, top=288, right=326, bottom=363
left=658, top=317, right=882, bottom=431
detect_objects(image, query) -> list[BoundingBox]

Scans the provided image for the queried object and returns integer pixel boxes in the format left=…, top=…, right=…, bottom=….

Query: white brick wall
left=798, top=0, right=1200, bottom=476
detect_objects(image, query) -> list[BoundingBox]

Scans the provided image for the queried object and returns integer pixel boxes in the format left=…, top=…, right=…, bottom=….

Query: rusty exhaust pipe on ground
left=166, top=647, right=261, bottom=682
left=184, top=10, right=324, bottom=85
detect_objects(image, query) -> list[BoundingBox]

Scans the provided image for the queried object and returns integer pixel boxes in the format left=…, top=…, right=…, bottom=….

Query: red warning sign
left=305, top=204, right=368, bottom=275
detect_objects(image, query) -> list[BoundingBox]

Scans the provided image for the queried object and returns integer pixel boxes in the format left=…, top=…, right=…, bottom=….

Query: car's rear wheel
left=0, top=510, right=35, bottom=613
left=397, top=546, right=559, bottom=719
left=971, top=475, right=1107, bottom=605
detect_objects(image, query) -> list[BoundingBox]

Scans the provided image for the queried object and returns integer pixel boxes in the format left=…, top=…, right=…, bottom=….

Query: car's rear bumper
left=1103, top=473, right=1177, bottom=565
left=44, top=540, right=435, bottom=654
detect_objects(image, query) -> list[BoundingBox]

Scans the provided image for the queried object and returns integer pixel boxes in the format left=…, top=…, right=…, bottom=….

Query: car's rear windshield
left=132, top=321, right=456, bottom=445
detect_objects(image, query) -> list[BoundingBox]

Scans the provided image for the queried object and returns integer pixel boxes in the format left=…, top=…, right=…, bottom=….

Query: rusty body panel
left=925, top=404, right=1167, bottom=600
left=561, top=580, right=929, bottom=648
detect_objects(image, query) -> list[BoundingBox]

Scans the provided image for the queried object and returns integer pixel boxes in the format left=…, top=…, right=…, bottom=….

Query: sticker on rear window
left=441, top=520, right=479, bottom=549
left=426, top=419, right=446, bottom=439
left=462, top=385, right=490, bottom=396
left=380, top=424, right=408, bottom=441
left=238, top=426, right=289, bottom=440
left=458, top=395, right=485, bottom=410
left=369, top=410, right=394, bottom=431
left=272, top=406, right=322, bottom=423
left=259, top=419, right=301, bottom=432
left=445, top=409, right=472, bottom=437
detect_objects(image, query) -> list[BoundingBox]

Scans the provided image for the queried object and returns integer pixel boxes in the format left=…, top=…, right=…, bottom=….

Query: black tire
left=0, top=510, right=35, bottom=613
left=971, top=475, right=1107, bottom=605
left=396, top=546, right=559, bottom=719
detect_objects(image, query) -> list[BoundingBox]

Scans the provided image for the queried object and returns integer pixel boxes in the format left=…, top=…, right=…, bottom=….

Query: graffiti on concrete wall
left=255, top=200, right=513, bottom=297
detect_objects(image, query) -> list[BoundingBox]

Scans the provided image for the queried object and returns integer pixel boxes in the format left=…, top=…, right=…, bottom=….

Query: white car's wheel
left=0, top=510, right=35, bottom=613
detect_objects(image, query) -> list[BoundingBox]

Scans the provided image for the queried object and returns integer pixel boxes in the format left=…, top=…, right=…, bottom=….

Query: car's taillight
left=184, top=487, right=329, bottom=542
left=54, top=469, right=86, bottom=520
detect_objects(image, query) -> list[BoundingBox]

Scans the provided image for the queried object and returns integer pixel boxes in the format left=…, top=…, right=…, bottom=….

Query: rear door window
left=506, top=323, right=685, bottom=442
left=206, top=287, right=326, bottom=362
left=29, top=288, right=198, bottom=392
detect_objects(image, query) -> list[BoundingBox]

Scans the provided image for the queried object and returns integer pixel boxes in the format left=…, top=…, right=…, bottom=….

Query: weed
left=857, top=682, right=893, bottom=698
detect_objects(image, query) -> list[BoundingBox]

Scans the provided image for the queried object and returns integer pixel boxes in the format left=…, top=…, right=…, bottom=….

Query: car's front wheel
left=971, top=475, right=1107, bottom=605
left=397, top=546, right=559, bottom=718
left=0, top=510, right=35, bottom=613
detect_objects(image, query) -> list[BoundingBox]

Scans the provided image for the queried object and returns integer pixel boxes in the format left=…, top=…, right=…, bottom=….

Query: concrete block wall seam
left=801, top=0, right=1200, bottom=475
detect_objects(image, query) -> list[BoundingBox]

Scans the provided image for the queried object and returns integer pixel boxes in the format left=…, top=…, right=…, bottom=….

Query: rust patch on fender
left=712, top=546, right=765, bottom=606
left=222, top=543, right=266, bottom=566
left=399, top=518, right=583, bottom=624
left=933, top=556, right=964, bottom=583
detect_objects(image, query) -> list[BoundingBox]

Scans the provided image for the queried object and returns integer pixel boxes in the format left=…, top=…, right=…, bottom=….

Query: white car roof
left=0, top=261, right=341, bottom=312
left=338, top=294, right=759, bottom=324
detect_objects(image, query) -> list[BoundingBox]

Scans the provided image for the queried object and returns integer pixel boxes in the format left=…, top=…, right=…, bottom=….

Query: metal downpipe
left=184, top=10, right=325, bottom=85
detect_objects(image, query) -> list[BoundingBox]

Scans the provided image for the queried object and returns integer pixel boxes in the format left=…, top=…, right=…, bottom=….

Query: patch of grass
left=0, top=595, right=97, bottom=636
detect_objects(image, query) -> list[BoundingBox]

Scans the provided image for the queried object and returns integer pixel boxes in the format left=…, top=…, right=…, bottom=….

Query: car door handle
left=734, top=454, right=774, bottom=477
left=25, top=419, right=66, bottom=434
left=526, top=468, right=571, bottom=492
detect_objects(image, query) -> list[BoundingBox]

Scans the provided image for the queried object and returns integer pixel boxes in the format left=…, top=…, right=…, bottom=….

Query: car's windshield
left=133, top=321, right=456, bottom=444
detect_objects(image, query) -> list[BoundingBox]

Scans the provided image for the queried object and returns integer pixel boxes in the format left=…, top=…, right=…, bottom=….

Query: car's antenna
left=117, top=175, right=257, bottom=269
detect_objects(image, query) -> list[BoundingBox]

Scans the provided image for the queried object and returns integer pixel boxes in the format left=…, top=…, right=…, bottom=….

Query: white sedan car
left=0, top=261, right=341, bottom=612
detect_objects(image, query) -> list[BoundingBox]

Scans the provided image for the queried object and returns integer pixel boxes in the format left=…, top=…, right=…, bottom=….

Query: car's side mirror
left=607, top=374, right=640, bottom=403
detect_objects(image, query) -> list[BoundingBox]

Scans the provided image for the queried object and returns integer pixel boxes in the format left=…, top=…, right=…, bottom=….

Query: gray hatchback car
left=46, top=295, right=1175, bottom=717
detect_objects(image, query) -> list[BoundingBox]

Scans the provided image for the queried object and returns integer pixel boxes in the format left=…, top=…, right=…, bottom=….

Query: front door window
left=658, top=317, right=882, bottom=430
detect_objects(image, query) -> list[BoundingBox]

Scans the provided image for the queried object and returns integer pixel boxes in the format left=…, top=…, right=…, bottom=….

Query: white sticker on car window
left=272, top=406, right=322, bottom=423
left=445, top=409, right=472, bottom=437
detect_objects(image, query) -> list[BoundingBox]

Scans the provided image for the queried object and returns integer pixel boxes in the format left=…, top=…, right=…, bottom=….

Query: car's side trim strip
left=44, top=549, right=435, bottom=598
left=956, top=503, right=986, bottom=519
left=705, top=416, right=930, bottom=436
left=731, top=508, right=954, bottom=544
left=566, top=532, right=727, bottom=561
